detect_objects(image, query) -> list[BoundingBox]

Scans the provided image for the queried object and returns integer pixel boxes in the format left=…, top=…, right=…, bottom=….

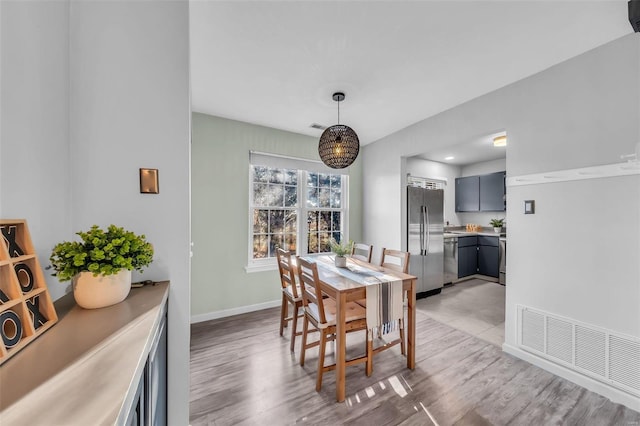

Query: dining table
left=307, top=254, right=417, bottom=402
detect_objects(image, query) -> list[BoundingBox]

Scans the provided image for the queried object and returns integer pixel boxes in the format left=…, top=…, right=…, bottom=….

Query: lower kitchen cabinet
left=458, top=235, right=499, bottom=279
left=458, top=236, right=478, bottom=278
left=478, top=245, right=499, bottom=277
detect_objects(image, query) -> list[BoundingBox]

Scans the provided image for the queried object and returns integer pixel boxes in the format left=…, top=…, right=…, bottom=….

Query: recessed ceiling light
left=445, top=156, right=454, bottom=160
left=493, top=135, right=507, bottom=147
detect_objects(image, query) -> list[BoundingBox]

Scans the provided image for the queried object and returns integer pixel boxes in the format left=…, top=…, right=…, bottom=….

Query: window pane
left=330, top=174, right=341, bottom=188
left=306, top=187, right=318, bottom=208
left=269, top=234, right=283, bottom=257
left=330, top=189, right=341, bottom=208
left=285, top=169, right=297, bottom=185
left=307, top=211, right=318, bottom=232
left=332, top=211, right=341, bottom=231
left=318, top=188, right=330, bottom=208
left=269, top=210, right=284, bottom=234
left=319, top=211, right=331, bottom=231
left=307, top=232, right=318, bottom=253
left=286, top=234, right=297, bottom=252
left=253, top=209, right=268, bottom=233
left=253, top=166, right=269, bottom=183
left=268, top=184, right=284, bottom=207
left=319, top=232, right=331, bottom=253
left=269, top=168, right=284, bottom=184
left=285, top=210, right=297, bottom=233
left=307, top=172, right=318, bottom=187
left=332, top=231, right=342, bottom=244
left=319, top=173, right=330, bottom=188
left=253, top=183, right=268, bottom=206
left=284, top=185, right=297, bottom=207
left=253, top=235, right=268, bottom=258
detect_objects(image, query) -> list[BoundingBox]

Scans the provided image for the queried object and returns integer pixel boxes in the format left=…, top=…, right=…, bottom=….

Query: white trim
left=244, top=262, right=278, bottom=273
left=506, top=161, right=640, bottom=187
left=190, top=299, right=281, bottom=324
left=503, top=343, right=640, bottom=412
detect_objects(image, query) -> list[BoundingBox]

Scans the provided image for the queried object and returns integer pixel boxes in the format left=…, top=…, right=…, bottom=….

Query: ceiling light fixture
left=445, top=156, right=454, bottom=160
left=493, top=135, right=507, bottom=147
left=318, top=92, right=360, bottom=169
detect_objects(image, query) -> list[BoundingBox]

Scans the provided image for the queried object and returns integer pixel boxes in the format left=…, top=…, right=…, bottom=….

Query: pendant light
left=318, top=92, right=360, bottom=169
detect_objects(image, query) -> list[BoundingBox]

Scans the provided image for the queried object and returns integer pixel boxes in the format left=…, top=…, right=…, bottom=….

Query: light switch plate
left=140, top=168, right=159, bottom=194
left=524, top=200, right=535, bottom=214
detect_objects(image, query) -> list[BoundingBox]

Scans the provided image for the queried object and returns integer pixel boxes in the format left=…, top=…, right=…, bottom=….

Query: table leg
left=407, top=278, right=416, bottom=369
left=335, top=291, right=347, bottom=402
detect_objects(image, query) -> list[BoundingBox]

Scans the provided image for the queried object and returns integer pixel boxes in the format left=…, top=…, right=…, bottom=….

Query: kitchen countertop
left=0, top=281, right=169, bottom=425
left=444, top=231, right=506, bottom=239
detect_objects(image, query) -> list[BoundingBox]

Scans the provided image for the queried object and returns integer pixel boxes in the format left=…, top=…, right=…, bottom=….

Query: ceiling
left=416, top=131, right=507, bottom=166
left=190, top=1, right=632, bottom=152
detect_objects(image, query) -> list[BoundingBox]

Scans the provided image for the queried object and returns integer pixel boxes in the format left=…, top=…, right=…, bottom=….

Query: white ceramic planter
left=494, top=227, right=502, bottom=233
left=72, top=269, right=132, bottom=309
left=335, top=256, right=347, bottom=268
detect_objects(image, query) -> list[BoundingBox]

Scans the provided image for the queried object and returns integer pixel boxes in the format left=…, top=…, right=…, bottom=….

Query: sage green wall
left=191, top=112, right=363, bottom=318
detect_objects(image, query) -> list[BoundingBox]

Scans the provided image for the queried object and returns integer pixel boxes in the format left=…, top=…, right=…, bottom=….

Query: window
left=248, top=153, right=349, bottom=269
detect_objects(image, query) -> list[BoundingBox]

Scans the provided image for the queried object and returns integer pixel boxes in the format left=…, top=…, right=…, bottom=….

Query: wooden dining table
left=309, top=254, right=417, bottom=402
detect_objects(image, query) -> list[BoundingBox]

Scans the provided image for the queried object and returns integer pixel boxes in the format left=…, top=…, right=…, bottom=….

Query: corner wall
left=190, top=112, right=363, bottom=320
left=363, top=34, right=640, bottom=408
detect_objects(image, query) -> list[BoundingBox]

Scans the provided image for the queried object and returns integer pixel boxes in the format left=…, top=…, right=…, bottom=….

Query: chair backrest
left=351, top=242, right=373, bottom=263
left=296, top=257, right=327, bottom=324
left=380, top=248, right=410, bottom=274
left=276, top=248, right=299, bottom=298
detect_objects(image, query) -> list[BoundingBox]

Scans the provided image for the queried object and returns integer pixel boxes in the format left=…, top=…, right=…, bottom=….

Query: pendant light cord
left=337, top=98, right=340, bottom=125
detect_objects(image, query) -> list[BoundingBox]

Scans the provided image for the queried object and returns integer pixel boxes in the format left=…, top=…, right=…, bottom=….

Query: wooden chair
left=296, top=256, right=370, bottom=391
left=360, top=248, right=410, bottom=376
left=276, top=248, right=303, bottom=352
left=350, top=242, right=373, bottom=263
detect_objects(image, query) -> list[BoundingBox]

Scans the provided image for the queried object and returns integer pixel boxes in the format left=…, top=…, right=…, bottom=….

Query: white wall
left=0, top=0, right=72, bottom=300
left=363, top=34, right=640, bottom=407
left=1, top=1, right=191, bottom=423
left=69, top=2, right=191, bottom=424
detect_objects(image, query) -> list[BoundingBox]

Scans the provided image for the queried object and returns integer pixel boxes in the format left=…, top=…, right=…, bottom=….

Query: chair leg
left=300, top=317, right=309, bottom=366
left=279, top=295, right=288, bottom=336
left=400, top=319, right=406, bottom=356
left=316, top=331, right=327, bottom=392
left=366, top=336, right=373, bottom=377
left=290, top=304, right=299, bottom=352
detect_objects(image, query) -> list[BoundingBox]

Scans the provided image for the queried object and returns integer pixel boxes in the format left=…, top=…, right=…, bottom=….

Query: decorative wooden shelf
left=0, top=219, right=58, bottom=365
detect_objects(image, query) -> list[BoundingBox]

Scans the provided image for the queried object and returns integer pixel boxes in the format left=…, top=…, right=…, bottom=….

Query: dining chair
left=358, top=248, right=411, bottom=376
left=276, top=248, right=303, bottom=352
left=296, top=256, right=370, bottom=392
left=350, top=242, right=373, bottom=263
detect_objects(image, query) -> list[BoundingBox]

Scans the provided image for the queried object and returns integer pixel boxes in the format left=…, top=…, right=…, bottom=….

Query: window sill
left=244, top=263, right=278, bottom=273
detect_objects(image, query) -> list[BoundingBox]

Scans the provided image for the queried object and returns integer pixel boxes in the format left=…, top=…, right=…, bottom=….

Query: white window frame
left=246, top=154, right=349, bottom=273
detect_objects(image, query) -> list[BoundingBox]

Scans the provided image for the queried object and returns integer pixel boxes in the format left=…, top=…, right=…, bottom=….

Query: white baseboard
left=190, top=299, right=281, bottom=324
left=502, top=343, right=640, bottom=412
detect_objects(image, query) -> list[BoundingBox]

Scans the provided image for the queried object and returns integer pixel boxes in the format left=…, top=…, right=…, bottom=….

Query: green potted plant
left=329, top=238, right=353, bottom=268
left=490, top=218, right=505, bottom=233
left=50, top=225, right=154, bottom=309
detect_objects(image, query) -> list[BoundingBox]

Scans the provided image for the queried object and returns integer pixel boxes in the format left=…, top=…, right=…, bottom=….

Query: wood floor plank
left=190, top=306, right=640, bottom=426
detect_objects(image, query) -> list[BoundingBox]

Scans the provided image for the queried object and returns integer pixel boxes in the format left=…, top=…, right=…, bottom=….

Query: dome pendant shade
left=318, top=92, right=360, bottom=169
left=318, top=124, right=360, bottom=169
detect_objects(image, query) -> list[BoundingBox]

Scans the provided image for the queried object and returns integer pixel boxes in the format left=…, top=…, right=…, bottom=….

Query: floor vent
left=518, top=305, right=640, bottom=397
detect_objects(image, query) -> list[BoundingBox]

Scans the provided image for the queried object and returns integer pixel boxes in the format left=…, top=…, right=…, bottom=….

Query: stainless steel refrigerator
left=407, top=186, right=444, bottom=296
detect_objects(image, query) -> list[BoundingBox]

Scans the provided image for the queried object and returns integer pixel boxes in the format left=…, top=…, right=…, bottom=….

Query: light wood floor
left=190, top=304, right=640, bottom=425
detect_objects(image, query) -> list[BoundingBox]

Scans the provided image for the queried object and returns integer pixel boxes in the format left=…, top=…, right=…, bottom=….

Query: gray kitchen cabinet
left=458, top=236, right=478, bottom=278
left=455, top=171, right=506, bottom=212
left=477, top=235, right=499, bottom=278
left=479, top=171, right=506, bottom=211
left=455, top=176, right=479, bottom=212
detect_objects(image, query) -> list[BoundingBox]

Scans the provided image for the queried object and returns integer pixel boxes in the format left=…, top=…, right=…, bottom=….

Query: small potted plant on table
left=50, top=225, right=154, bottom=309
left=329, top=238, right=353, bottom=268
left=490, top=218, right=505, bottom=233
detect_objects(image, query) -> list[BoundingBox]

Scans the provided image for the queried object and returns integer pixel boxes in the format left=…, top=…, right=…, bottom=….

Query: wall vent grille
left=517, top=305, right=640, bottom=397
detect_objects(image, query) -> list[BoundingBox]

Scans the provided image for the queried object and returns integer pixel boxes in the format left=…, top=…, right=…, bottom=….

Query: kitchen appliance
left=499, top=237, right=507, bottom=285
left=443, top=236, right=457, bottom=284
left=407, top=186, right=444, bottom=297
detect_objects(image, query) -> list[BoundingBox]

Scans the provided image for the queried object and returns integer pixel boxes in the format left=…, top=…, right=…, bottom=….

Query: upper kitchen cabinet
left=455, top=171, right=506, bottom=212
left=455, top=176, right=480, bottom=212
left=479, top=171, right=506, bottom=211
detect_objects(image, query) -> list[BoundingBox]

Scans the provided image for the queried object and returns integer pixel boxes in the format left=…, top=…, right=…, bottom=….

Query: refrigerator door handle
left=419, top=206, right=424, bottom=255
left=425, top=205, right=430, bottom=255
